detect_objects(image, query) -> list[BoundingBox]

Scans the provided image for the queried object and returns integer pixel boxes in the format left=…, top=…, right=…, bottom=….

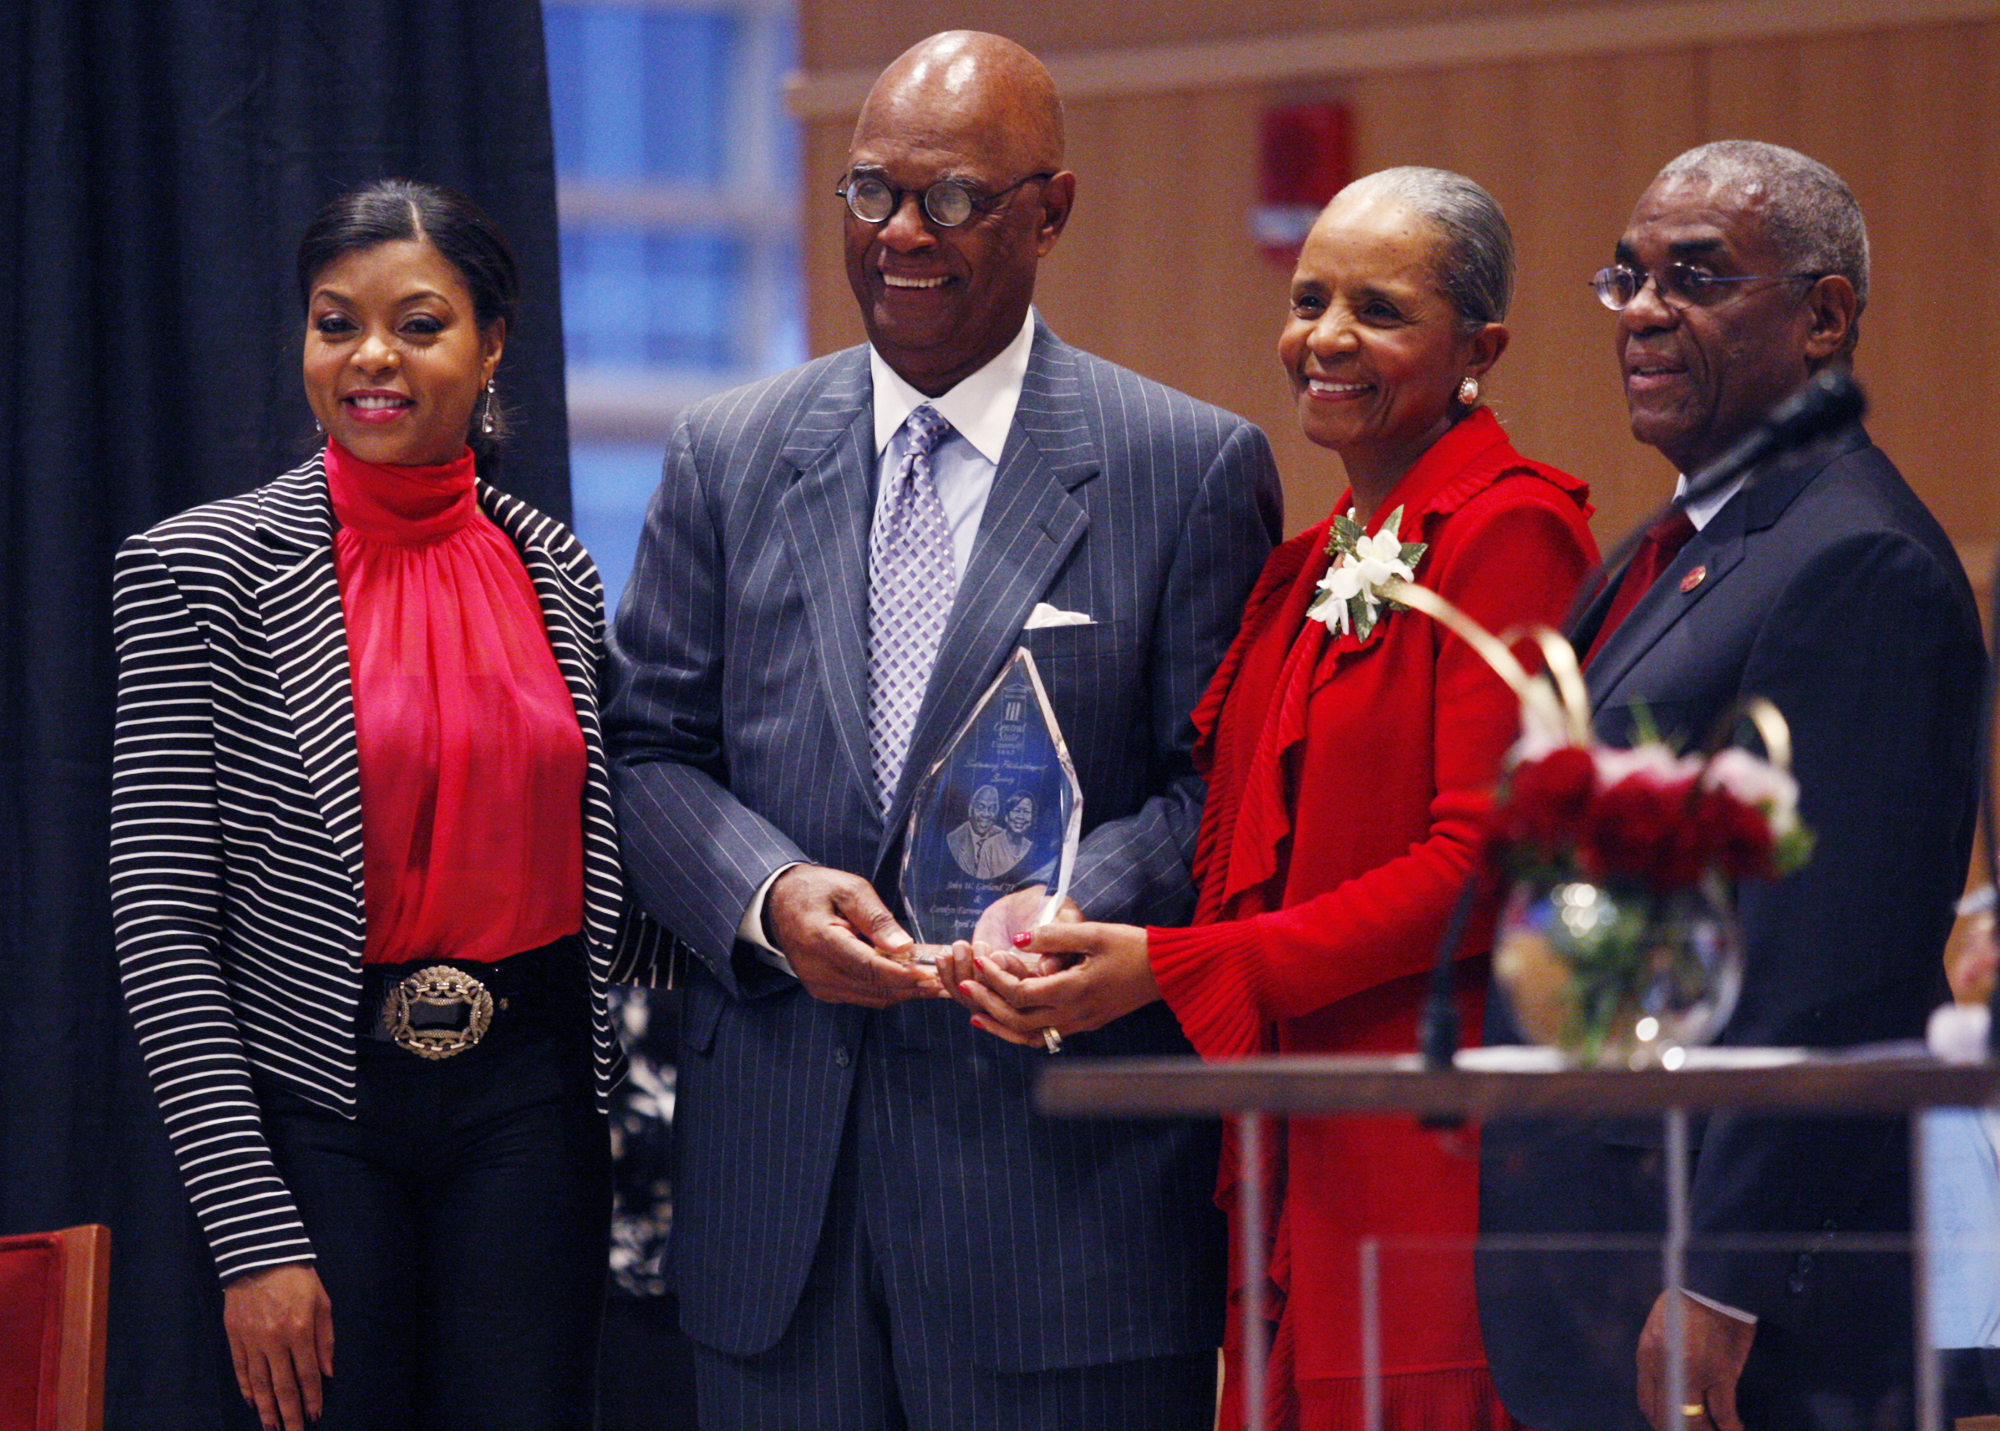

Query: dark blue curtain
left=0, top=2, right=570, bottom=1423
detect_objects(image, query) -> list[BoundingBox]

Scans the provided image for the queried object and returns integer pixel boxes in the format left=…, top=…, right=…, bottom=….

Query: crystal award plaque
left=901, top=647, right=1082, bottom=949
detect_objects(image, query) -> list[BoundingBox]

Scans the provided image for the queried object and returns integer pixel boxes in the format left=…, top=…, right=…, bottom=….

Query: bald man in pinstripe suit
left=604, top=30, right=1280, bottom=1431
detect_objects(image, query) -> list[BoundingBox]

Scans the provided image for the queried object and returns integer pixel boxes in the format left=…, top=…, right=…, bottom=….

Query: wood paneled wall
left=792, top=1, right=2000, bottom=593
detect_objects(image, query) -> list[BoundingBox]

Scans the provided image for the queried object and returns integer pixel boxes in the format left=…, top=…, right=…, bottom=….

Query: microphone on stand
left=1680, top=366, right=1866, bottom=509
left=1980, top=546, right=2000, bottom=1055
left=1420, top=873, right=1483, bottom=1084
left=1419, top=369, right=1868, bottom=1074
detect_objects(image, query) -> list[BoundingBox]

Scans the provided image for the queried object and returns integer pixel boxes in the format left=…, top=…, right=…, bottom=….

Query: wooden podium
left=1039, top=1049, right=2000, bottom=1430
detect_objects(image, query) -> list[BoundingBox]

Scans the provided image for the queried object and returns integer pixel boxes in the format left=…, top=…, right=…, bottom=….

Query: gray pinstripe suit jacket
left=606, top=321, right=1282, bottom=1372
left=109, top=456, right=665, bottom=1283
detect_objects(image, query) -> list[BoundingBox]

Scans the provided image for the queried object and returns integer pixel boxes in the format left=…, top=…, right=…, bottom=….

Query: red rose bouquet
left=1495, top=738, right=1814, bottom=893
left=1483, top=720, right=1814, bottom=1063
left=1377, top=577, right=1814, bottom=1062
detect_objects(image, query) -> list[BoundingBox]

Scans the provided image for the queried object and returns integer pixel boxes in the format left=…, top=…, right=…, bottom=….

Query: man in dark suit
left=604, top=30, right=1281, bottom=1429
left=1478, top=141, right=1984, bottom=1431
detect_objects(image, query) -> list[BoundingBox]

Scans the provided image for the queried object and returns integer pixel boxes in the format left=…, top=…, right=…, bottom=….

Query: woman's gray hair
left=1656, top=140, right=1869, bottom=314
left=1335, top=166, right=1514, bottom=329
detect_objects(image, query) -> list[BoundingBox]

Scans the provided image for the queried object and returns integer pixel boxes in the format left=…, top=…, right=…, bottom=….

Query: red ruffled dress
left=324, top=438, right=585, bottom=964
left=1147, top=410, right=1597, bottom=1429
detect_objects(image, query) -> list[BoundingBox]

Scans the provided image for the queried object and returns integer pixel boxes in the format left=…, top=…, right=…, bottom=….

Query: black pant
left=249, top=958, right=611, bottom=1431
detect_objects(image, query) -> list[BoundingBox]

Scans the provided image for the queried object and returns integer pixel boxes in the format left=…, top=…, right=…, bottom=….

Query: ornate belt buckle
left=388, top=965, right=494, bottom=1059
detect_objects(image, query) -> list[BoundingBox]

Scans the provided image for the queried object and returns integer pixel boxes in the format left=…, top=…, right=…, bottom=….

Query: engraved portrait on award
left=901, top=647, right=1082, bottom=949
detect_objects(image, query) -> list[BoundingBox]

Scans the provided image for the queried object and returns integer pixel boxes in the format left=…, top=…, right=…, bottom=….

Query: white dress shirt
left=1676, top=470, right=1747, bottom=532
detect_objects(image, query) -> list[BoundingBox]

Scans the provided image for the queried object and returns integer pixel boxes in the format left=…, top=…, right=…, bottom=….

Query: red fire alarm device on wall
left=1252, top=100, right=1353, bottom=266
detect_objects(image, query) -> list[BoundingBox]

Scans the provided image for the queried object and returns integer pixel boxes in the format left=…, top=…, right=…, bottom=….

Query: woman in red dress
left=949, top=168, right=1598, bottom=1427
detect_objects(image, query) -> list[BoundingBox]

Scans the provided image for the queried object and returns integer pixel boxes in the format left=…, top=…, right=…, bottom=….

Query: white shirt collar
left=869, top=308, right=1036, bottom=464
left=1673, top=470, right=1747, bottom=532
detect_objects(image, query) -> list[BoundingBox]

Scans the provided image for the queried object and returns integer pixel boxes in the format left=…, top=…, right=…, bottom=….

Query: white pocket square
left=1024, top=602, right=1094, bottom=630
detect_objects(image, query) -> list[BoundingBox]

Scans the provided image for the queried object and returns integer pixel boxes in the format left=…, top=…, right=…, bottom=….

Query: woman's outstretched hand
left=946, top=920, right=1164, bottom=1046
left=223, top=1261, right=334, bottom=1431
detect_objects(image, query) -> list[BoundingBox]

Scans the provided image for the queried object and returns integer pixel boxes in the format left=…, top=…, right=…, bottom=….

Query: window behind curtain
left=544, top=0, right=804, bottom=607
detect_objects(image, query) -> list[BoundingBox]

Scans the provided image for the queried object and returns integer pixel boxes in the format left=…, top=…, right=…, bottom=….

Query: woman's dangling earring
left=1457, top=375, right=1480, bottom=406
left=479, top=379, right=497, bottom=437
left=313, top=415, right=325, bottom=434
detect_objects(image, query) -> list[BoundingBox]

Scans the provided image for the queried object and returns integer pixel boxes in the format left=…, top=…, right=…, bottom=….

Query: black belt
left=359, top=937, right=578, bottom=1059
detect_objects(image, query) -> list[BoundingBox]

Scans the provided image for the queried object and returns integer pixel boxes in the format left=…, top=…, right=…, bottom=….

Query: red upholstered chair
left=0, top=1224, right=110, bottom=1431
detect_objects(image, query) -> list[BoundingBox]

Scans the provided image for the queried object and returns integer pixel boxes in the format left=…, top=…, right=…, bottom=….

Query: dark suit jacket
left=1478, top=426, right=1984, bottom=1427
left=108, top=454, right=666, bottom=1283
left=605, top=321, right=1282, bottom=1371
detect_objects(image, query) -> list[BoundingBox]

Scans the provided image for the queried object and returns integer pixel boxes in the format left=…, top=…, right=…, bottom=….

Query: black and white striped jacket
left=109, top=454, right=666, bottom=1283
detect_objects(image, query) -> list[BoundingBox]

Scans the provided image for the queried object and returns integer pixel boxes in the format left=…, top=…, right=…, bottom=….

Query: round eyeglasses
left=1590, top=263, right=1825, bottom=312
left=836, top=171, right=1055, bottom=228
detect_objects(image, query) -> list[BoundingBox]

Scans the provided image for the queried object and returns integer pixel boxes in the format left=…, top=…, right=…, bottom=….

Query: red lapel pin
left=1680, top=565, right=1707, bottom=593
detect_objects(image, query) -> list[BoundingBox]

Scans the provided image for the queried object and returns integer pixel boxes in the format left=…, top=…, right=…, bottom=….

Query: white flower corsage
left=1307, top=505, right=1428, bottom=642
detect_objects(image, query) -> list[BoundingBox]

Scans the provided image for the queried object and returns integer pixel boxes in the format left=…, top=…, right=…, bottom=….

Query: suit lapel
left=882, top=332, right=1097, bottom=846
left=483, top=485, right=624, bottom=977
left=776, top=353, right=881, bottom=822
left=255, top=458, right=367, bottom=915
left=1586, top=522, right=1745, bottom=709
left=483, top=483, right=601, bottom=665
left=1586, top=430, right=1858, bottom=712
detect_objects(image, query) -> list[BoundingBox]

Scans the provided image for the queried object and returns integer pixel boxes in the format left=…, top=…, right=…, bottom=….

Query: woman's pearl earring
left=1457, top=375, right=1480, bottom=406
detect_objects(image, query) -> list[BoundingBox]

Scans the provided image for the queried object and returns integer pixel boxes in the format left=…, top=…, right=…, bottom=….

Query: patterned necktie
left=867, top=404, right=957, bottom=809
left=1582, top=507, right=1697, bottom=668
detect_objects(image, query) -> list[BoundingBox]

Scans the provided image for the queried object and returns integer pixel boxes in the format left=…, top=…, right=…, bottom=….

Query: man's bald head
left=842, top=31, right=1076, bottom=396
left=855, top=31, right=1065, bottom=176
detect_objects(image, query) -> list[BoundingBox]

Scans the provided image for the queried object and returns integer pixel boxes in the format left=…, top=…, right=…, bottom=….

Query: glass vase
left=1493, top=875, right=1743, bottom=1068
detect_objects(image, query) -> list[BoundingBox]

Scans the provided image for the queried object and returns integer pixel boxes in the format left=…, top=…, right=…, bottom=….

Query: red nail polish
left=1011, top=932, right=1032, bottom=948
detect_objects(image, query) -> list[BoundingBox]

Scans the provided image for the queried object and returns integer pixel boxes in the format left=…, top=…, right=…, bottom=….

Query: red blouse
left=1147, top=408, right=1597, bottom=1389
left=325, top=440, right=585, bottom=965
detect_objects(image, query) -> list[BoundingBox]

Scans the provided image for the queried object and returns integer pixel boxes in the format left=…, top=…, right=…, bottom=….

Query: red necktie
left=1582, top=508, right=1696, bottom=668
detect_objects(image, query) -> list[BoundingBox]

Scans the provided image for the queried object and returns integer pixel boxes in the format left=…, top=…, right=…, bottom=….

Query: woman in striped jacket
left=109, top=179, right=663, bottom=1431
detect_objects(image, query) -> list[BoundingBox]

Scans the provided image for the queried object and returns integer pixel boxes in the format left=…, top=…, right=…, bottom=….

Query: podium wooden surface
left=1036, top=1048, right=2000, bottom=1120
left=1038, top=1047, right=2000, bottom=1431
